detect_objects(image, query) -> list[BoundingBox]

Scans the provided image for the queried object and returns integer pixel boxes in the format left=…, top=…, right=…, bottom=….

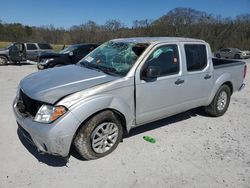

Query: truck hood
left=20, top=65, right=118, bottom=104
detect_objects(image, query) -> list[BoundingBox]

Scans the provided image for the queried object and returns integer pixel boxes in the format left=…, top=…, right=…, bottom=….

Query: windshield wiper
left=97, top=65, right=121, bottom=77
left=80, top=61, right=100, bottom=71
left=80, top=61, right=121, bottom=77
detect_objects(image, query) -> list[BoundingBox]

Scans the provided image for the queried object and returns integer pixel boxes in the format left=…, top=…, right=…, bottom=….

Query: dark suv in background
left=37, top=43, right=99, bottom=69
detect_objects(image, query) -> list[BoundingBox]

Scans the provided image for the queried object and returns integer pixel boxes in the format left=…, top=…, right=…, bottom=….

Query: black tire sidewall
left=74, top=110, right=123, bottom=159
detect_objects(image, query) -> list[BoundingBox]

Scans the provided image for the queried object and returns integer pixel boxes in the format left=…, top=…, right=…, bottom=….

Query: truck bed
left=212, top=58, right=245, bottom=69
left=212, top=58, right=245, bottom=92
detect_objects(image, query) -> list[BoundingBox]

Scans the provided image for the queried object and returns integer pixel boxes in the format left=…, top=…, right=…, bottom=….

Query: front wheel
left=205, top=85, right=231, bottom=117
left=0, top=56, right=8, bottom=65
left=73, top=110, right=123, bottom=160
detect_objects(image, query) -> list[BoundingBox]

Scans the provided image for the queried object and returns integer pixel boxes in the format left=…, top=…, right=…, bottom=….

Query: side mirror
left=142, top=66, right=160, bottom=81
left=69, top=52, right=74, bottom=56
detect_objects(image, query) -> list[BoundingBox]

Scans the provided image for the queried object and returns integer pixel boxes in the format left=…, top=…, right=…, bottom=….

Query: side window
left=144, top=44, right=179, bottom=77
left=184, top=44, right=207, bottom=72
left=26, top=43, right=38, bottom=50
left=37, top=43, right=53, bottom=50
left=220, top=49, right=229, bottom=52
left=77, top=46, right=88, bottom=55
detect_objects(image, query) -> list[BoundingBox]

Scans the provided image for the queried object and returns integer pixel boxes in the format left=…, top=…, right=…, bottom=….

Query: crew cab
left=37, top=43, right=99, bottom=69
left=13, top=37, right=246, bottom=160
left=0, top=42, right=53, bottom=64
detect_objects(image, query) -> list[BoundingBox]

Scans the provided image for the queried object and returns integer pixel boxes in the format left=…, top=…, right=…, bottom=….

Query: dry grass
left=0, top=41, right=11, bottom=49
left=0, top=41, right=66, bottom=52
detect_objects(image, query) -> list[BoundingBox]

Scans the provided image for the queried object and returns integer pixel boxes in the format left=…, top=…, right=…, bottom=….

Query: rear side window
left=26, top=43, right=37, bottom=50
left=77, top=46, right=90, bottom=55
left=144, top=44, right=180, bottom=77
left=220, top=48, right=230, bottom=52
left=184, top=44, right=207, bottom=71
left=38, top=43, right=53, bottom=50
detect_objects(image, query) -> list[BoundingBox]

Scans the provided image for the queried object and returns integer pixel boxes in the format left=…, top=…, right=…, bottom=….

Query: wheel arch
left=223, top=81, right=233, bottom=95
left=207, top=73, right=234, bottom=105
left=0, top=54, right=9, bottom=61
left=66, top=94, right=134, bottom=149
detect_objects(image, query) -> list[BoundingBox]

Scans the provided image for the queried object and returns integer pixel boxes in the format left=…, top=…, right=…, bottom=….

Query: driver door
left=9, top=43, right=22, bottom=62
left=135, top=44, right=187, bottom=125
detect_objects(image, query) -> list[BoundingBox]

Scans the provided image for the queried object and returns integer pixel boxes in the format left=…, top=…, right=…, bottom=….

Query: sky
left=0, top=0, right=249, bottom=28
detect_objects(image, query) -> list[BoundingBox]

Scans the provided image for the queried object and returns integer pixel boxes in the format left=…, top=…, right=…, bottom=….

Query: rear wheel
left=73, top=110, right=123, bottom=160
left=205, top=85, right=231, bottom=117
left=0, top=56, right=8, bottom=65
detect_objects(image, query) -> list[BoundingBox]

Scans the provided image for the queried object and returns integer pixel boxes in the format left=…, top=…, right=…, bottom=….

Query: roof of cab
left=111, top=37, right=205, bottom=44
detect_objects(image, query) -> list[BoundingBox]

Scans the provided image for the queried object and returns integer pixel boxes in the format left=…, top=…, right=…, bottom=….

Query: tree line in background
left=0, top=8, right=250, bottom=51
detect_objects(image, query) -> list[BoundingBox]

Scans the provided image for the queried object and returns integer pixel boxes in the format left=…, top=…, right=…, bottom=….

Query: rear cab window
left=37, top=43, right=53, bottom=50
left=26, top=43, right=38, bottom=50
left=184, top=44, right=207, bottom=72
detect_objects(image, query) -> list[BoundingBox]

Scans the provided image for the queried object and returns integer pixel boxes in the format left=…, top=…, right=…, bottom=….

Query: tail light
left=243, top=64, right=247, bottom=79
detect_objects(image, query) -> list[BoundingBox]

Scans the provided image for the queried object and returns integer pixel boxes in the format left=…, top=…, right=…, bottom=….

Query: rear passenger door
left=183, top=43, right=213, bottom=106
left=25, top=43, right=39, bottom=61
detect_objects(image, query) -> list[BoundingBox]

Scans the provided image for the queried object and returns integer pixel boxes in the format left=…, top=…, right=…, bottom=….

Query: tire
left=205, top=85, right=231, bottom=117
left=73, top=110, right=123, bottom=160
left=0, top=56, right=8, bottom=65
left=234, top=54, right=241, bottom=59
left=215, top=53, right=221, bottom=58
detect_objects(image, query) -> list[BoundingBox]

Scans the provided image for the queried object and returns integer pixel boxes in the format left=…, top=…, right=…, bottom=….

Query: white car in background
left=215, top=48, right=250, bottom=59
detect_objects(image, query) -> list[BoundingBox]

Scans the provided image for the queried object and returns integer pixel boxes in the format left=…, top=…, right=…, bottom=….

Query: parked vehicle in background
left=0, top=42, right=53, bottom=64
left=13, top=37, right=246, bottom=160
left=215, top=48, right=250, bottom=59
left=37, top=43, right=99, bottom=70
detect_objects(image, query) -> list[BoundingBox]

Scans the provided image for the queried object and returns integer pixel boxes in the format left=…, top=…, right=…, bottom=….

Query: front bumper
left=37, top=63, right=48, bottom=70
left=13, top=99, right=80, bottom=157
left=238, top=83, right=246, bottom=91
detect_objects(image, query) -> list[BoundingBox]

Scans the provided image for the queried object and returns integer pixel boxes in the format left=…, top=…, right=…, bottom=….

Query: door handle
left=204, top=74, right=211, bottom=79
left=175, top=79, right=184, bottom=85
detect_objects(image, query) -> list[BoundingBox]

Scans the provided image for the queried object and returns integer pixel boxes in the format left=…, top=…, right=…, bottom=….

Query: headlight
left=34, top=105, right=67, bottom=123
left=46, top=58, right=54, bottom=63
left=40, top=58, right=54, bottom=64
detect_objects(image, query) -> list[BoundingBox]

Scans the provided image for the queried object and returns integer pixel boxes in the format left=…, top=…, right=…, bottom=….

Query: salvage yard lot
left=0, top=60, right=249, bottom=188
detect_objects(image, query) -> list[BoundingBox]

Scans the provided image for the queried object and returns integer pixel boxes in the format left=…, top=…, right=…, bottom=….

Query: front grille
left=17, top=90, right=42, bottom=117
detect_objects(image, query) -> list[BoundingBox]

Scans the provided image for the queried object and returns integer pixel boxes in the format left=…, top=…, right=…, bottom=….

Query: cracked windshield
left=80, top=41, right=148, bottom=76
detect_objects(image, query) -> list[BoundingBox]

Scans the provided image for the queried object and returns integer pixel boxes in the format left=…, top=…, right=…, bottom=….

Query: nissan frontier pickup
left=13, top=37, right=247, bottom=160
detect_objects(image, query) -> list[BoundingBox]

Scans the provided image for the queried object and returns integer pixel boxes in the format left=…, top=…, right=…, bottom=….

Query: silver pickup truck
left=13, top=37, right=247, bottom=160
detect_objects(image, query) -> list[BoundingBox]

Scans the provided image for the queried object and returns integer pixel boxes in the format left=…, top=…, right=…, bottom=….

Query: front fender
left=207, top=73, right=233, bottom=104
left=65, top=94, right=134, bottom=133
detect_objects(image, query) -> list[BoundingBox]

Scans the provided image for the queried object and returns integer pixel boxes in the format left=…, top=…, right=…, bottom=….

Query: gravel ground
left=0, top=60, right=249, bottom=188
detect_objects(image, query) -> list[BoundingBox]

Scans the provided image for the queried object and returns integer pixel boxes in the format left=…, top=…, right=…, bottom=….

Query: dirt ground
left=0, top=60, right=249, bottom=188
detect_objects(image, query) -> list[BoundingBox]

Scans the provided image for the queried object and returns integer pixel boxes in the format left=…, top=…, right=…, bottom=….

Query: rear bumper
left=13, top=99, right=80, bottom=157
left=238, top=83, right=245, bottom=91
